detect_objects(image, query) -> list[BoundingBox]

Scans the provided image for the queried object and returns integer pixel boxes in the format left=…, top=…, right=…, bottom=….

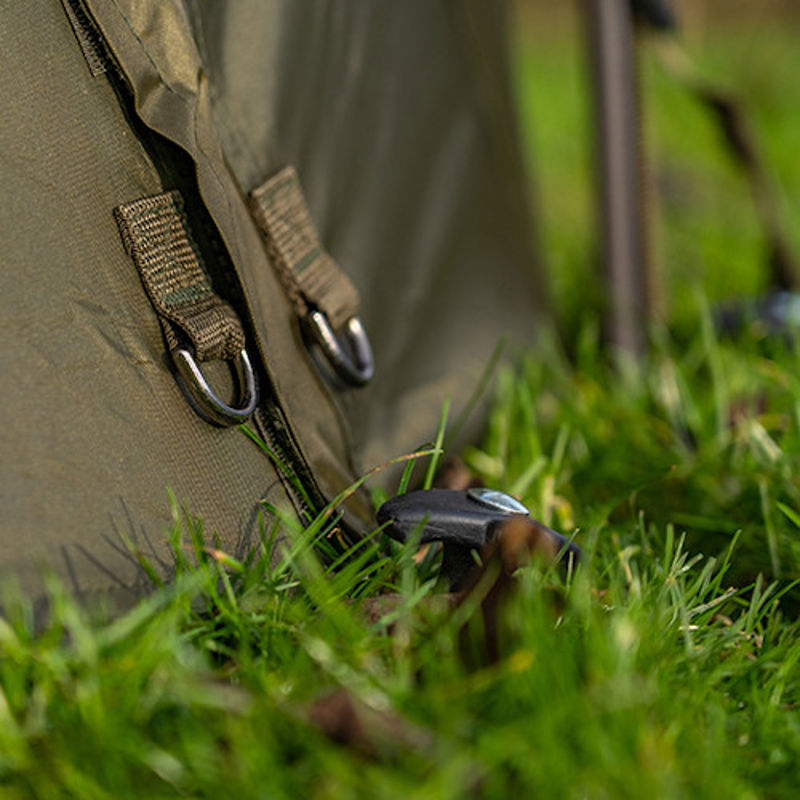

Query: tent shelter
left=1, top=0, right=545, bottom=606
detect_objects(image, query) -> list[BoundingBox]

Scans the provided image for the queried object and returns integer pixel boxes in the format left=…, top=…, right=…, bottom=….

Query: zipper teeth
left=61, top=0, right=115, bottom=77
left=253, top=407, right=318, bottom=523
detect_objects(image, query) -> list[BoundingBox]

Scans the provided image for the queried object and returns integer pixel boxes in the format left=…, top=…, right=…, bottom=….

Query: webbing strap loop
left=249, top=166, right=374, bottom=387
left=114, top=191, right=245, bottom=361
left=249, top=166, right=359, bottom=328
left=114, top=190, right=257, bottom=425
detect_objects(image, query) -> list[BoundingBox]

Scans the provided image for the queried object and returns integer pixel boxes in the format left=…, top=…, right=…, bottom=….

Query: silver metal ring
left=172, top=347, right=258, bottom=426
left=306, top=310, right=374, bottom=387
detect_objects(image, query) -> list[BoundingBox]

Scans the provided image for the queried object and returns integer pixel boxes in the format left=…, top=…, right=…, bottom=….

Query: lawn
left=513, top=0, right=800, bottom=336
left=2, top=3, right=800, bottom=798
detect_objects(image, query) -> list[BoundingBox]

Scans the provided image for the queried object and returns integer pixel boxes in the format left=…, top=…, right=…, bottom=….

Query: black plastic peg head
left=377, top=488, right=580, bottom=590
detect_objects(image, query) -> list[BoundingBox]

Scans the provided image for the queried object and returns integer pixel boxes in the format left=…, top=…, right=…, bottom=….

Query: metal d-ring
left=306, top=310, right=374, bottom=387
left=172, top=347, right=258, bottom=427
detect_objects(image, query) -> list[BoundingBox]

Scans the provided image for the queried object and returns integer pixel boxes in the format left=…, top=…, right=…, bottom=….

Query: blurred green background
left=511, top=0, right=800, bottom=338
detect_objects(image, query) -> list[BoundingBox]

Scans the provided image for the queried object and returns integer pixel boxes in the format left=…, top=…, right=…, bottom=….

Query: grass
left=2, top=314, right=800, bottom=798
left=3, top=5, right=800, bottom=798
left=512, top=1, right=800, bottom=336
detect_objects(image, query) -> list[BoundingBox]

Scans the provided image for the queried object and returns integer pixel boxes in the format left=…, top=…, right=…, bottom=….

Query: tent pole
left=584, top=0, right=648, bottom=357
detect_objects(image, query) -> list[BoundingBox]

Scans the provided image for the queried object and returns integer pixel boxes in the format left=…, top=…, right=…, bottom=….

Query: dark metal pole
left=585, top=0, right=648, bottom=357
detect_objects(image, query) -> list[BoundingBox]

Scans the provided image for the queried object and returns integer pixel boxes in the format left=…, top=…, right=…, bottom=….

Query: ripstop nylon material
left=86, top=0, right=360, bottom=512
left=250, top=166, right=361, bottom=330
left=114, top=191, right=246, bottom=362
left=1, top=0, right=547, bottom=606
left=1, top=0, right=292, bottom=607
left=187, top=1, right=546, bottom=478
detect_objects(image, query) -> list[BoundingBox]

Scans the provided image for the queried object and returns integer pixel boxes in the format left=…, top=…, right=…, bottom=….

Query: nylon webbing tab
left=114, top=191, right=245, bottom=362
left=249, top=167, right=374, bottom=387
left=249, top=166, right=360, bottom=330
left=114, top=191, right=257, bottom=426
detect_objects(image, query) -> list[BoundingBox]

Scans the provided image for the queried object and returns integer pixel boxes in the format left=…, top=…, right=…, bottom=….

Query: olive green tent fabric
left=185, top=0, right=548, bottom=471
left=0, top=0, right=546, bottom=605
left=0, top=0, right=292, bottom=609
